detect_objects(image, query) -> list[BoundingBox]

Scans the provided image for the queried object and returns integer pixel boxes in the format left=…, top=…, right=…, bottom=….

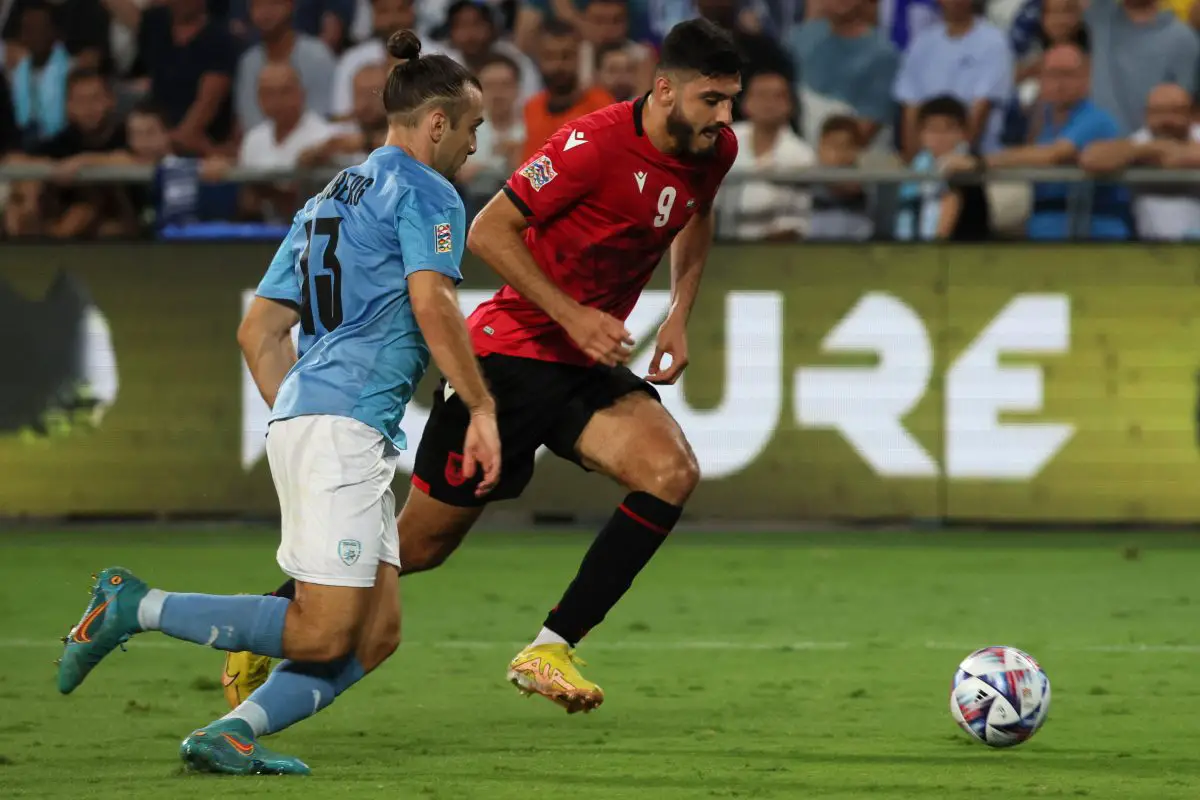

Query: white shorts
left=266, top=415, right=400, bottom=588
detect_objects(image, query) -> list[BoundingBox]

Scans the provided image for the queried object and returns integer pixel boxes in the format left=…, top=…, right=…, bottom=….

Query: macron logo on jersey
left=563, top=130, right=587, bottom=151
left=634, top=171, right=647, bottom=192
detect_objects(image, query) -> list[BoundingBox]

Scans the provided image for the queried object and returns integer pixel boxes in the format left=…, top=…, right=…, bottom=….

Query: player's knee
left=400, top=530, right=462, bottom=574
left=287, top=619, right=358, bottom=662
left=639, top=447, right=700, bottom=505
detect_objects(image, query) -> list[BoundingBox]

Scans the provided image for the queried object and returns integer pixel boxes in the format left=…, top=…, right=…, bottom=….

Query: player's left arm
left=647, top=136, right=736, bottom=385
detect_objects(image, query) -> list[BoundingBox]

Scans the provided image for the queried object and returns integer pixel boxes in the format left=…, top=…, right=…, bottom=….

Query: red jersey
left=467, top=95, right=738, bottom=366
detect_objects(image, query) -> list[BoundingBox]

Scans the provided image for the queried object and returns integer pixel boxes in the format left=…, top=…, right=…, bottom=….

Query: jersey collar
left=632, top=93, right=649, bottom=137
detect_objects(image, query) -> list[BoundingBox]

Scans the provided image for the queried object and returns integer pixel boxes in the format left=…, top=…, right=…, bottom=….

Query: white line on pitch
left=10, top=639, right=1200, bottom=654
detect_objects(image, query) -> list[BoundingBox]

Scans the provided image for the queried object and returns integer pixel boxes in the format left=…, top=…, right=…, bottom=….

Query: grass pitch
left=2, top=527, right=1200, bottom=799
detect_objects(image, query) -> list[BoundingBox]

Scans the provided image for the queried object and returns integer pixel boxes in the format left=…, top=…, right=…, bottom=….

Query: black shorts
left=412, top=354, right=660, bottom=507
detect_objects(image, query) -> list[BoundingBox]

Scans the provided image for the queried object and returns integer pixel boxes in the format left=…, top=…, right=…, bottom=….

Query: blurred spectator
left=299, top=61, right=388, bottom=165
left=239, top=62, right=339, bottom=169
left=136, top=0, right=238, bottom=156
left=6, top=68, right=131, bottom=238
left=946, top=44, right=1128, bottom=240
left=595, top=41, right=638, bottom=101
left=895, top=95, right=990, bottom=240
left=696, top=0, right=794, bottom=87
left=1012, top=0, right=1088, bottom=108
left=578, top=0, right=651, bottom=88
left=217, top=62, right=340, bottom=220
left=789, top=0, right=898, bottom=151
left=331, top=0, right=412, bottom=119
left=894, top=0, right=1013, bottom=159
left=458, top=53, right=525, bottom=183
left=236, top=0, right=336, bottom=130
left=1081, top=83, right=1200, bottom=240
left=877, top=0, right=938, bottom=49
left=518, top=0, right=654, bottom=52
left=227, top=0, right=355, bottom=53
left=428, top=1, right=539, bottom=102
left=808, top=114, right=874, bottom=240
left=1088, top=0, right=1199, bottom=135
left=520, top=19, right=614, bottom=162
left=2, top=0, right=111, bottom=70
left=720, top=69, right=814, bottom=240
left=105, top=0, right=150, bottom=76
left=11, top=2, right=71, bottom=150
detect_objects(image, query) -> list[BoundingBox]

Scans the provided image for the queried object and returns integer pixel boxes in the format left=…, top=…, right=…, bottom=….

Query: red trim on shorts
left=618, top=504, right=670, bottom=535
left=411, top=475, right=431, bottom=495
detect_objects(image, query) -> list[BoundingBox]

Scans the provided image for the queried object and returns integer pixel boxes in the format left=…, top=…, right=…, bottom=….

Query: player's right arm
left=467, top=129, right=634, bottom=367
left=239, top=226, right=303, bottom=409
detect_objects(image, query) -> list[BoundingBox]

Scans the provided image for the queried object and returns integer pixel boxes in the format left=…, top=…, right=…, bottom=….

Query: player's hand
left=646, top=315, right=689, bottom=385
left=566, top=306, right=634, bottom=367
left=462, top=408, right=501, bottom=498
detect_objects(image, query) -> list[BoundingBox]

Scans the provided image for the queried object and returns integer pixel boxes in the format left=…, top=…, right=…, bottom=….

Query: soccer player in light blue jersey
left=54, top=31, right=500, bottom=776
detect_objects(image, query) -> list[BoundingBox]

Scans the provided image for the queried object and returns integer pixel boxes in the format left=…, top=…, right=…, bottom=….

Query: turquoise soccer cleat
left=57, top=567, right=148, bottom=694
left=180, top=719, right=311, bottom=776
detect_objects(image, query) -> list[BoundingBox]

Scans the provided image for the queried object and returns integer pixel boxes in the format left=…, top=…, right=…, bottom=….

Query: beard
left=666, top=104, right=723, bottom=156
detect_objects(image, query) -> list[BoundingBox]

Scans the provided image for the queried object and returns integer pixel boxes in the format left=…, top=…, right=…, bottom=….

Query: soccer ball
left=950, top=646, right=1051, bottom=748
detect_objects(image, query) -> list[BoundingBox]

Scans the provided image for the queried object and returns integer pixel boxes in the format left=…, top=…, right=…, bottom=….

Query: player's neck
left=383, top=130, right=436, bottom=171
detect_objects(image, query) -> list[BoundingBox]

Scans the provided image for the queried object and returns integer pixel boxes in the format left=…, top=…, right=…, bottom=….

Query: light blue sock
left=224, top=657, right=367, bottom=736
left=138, top=590, right=288, bottom=659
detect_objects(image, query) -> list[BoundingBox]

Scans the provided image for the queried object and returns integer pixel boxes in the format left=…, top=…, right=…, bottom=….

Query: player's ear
left=654, top=73, right=675, bottom=108
left=428, top=109, right=448, bottom=144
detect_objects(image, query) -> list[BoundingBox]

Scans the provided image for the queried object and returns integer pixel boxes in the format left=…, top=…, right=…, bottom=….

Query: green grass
left=3, top=527, right=1200, bottom=798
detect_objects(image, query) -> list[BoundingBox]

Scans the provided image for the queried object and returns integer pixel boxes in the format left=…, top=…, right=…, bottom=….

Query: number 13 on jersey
left=299, top=216, right=344, bottom=334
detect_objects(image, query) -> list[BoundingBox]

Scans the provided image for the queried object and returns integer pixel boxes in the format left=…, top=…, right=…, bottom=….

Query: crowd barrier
left=2, top=242, right=1198, bottom=522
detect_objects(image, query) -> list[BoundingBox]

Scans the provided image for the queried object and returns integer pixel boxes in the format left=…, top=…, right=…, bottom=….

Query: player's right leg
left=217, top=391, right=491, bottom=711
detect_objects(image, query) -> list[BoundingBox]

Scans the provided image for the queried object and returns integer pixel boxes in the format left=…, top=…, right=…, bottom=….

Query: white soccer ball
left=949, top=646, right=1051, bottom=748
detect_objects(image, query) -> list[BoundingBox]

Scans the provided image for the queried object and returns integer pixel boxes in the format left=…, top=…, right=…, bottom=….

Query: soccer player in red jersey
left=224, top=18, right=741, bottom=715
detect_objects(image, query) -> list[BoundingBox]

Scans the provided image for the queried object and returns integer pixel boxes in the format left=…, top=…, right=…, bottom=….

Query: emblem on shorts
left=338, top=539, right=362, bottom=566
left=445, top=452, right=467, bottom=487
left=434, top=222, right=452, bottom=254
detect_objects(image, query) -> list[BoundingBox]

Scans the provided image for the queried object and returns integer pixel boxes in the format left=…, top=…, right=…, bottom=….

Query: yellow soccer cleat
left=222, top=650, right=273, bottom=710
left=506, top=643, right=604, bottom=714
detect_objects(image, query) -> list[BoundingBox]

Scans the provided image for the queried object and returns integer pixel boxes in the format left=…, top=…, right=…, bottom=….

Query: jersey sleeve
left=255, top=220, right=303, bottom=307
left=395, top=192, right=466, bottom=284
left=503, top=123, right=602, bottom=224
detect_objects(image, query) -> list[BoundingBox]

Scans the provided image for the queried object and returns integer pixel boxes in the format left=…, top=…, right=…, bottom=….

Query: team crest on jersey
left=338, top=539, right=362, bottom=566
left=434, top=222, right=452, bottom=254
left=519, top=155, right=557, bottom=192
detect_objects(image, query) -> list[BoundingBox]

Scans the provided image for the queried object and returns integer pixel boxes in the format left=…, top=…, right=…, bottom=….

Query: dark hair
left=917, top=94, right=968, bottom=127
left=128, top=98, right=168, bottom=123
left=479, top=52, right=521, bottom=82
left=658, top=18, right=742, bottom=78
left=444, top=0, right=494, bottom=29
left=594, top=40, right=630, bottom=71
left=585, top=0, right=628, bottom=8
left=383, top=30, right=481, bottom=126
left=819, top=115, right=862, bottom=145
left=541, top=18, right=577, bottom=38
left=66, top=67, right=108, bottom=92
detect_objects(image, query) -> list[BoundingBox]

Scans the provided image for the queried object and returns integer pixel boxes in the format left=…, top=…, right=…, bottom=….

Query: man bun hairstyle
left=383, top=30, right=481, bottom=127
left=658, top=18, right=742, bottom=78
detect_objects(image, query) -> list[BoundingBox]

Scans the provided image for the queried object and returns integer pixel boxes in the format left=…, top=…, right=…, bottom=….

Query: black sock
left=543, top=492, right=682, bottom=647
left=267, top=579, right=296, bottom=600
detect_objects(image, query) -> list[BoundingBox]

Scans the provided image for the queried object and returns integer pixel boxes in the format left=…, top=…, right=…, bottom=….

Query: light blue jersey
left=255, top=146, right=466, bottom=448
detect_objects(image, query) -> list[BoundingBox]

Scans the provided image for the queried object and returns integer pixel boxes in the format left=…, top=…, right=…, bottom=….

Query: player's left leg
left=508, top=383, right=698, bottom=713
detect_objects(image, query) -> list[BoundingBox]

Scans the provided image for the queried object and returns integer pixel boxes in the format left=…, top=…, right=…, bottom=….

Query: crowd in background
left=0, top=0, right=1198, bottom=241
